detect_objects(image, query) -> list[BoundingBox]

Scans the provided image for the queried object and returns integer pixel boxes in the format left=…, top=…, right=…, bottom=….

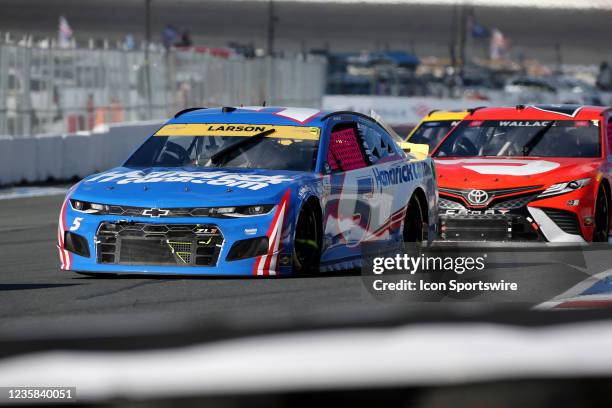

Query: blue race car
left=58, top=106, right=438, bottom=276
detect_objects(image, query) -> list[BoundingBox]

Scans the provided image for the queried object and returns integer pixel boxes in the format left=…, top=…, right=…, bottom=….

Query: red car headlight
left=538, top=177, right=591, bottom=199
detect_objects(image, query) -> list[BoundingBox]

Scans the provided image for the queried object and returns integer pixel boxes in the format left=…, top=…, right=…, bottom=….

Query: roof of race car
left=465, top=104, right=610, bottom=121
left=166, top=106, right=336, bottom=127
left=422, top=110, right=469, bottom=121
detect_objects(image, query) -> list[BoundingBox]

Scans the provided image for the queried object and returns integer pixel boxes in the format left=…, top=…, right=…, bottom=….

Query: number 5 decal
left=69, top=217, right=83, bottom=232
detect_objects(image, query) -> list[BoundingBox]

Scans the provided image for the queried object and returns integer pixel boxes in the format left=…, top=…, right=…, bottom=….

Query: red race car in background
left=431, top=104, right=611, bottom=243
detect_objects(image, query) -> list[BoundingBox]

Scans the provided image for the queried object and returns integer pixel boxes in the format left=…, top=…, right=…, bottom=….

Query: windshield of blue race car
left=433, top=119, right=601, bottom=158
left=125, top=123, right=321, bottom=171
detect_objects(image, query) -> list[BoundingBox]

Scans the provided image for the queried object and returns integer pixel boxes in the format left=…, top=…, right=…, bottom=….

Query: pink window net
left=327, top=127, right=366, bottom=171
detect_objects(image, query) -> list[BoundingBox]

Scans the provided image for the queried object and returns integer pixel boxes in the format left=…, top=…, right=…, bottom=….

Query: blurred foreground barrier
left=0, top=121, right=162, bottom=186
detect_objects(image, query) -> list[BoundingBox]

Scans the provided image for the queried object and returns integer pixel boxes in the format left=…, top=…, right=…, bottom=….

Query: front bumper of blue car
left=58, top=200, right=293, bottom=277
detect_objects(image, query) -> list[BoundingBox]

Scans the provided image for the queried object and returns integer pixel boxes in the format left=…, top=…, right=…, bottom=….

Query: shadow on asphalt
left=72, top=268, right=362, bottom=281
left=0, top=283, right=82, bottom=291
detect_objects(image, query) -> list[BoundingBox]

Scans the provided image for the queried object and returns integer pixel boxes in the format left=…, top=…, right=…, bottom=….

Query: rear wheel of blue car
left=403, top=196, right=425, bottom=243
left=293, top=202, right=321, bottom=276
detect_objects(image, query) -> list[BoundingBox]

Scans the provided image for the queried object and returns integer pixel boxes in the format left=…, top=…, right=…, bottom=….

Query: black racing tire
left=292, top=202, right=321, bottom=276
left=593, top=185, right=610, bottom=242
left=403, top=195, right=425, bottom=243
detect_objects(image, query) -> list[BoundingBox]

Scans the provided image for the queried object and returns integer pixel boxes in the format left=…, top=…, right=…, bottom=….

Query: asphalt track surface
left=1, top=192, right=611, bottom=338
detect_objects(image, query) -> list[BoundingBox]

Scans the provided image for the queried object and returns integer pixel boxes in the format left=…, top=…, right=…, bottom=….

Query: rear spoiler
left=370, top=110, right=430, bottom=160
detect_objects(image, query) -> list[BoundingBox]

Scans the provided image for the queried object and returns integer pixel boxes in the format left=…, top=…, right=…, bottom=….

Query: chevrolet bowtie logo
left=142, top=208, right=170, bottom=217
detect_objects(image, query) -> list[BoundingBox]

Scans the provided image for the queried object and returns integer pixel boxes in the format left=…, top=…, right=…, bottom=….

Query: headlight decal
left=70, top=200, right=109, bottom=214
left=538, top=177, right=591, bottom=199
left=69, top=200, right=275, bottom=218
left=215, top=205, right=275, bottom=217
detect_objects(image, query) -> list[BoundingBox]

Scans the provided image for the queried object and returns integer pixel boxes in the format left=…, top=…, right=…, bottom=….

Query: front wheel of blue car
left=293, top=201, right=321, bottom=276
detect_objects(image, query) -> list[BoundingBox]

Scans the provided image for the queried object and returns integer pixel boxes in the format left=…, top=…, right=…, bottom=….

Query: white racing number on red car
left=435, top=158, right=560, bottom=176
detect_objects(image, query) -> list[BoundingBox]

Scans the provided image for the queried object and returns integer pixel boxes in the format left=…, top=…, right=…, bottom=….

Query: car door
left=358, top=120, right=407, bottom=241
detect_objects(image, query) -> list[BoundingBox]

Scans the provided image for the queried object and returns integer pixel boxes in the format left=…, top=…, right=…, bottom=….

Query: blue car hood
left=73, top=167, right=313, bottom=208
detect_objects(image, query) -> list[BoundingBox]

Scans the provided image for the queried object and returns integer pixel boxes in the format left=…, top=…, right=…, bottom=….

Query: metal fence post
left=21, top=46, right=32, bottom=136
left=0, top=45, right=7, bottom=135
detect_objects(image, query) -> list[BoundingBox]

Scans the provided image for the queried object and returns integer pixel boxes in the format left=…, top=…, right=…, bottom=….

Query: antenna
left=370, top=110, right=403, bottom=141
left=174, top=107, right=206, bottom=118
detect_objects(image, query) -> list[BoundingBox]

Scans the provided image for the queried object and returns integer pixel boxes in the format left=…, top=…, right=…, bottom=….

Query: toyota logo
left=467, top=189, right=489, bottom=205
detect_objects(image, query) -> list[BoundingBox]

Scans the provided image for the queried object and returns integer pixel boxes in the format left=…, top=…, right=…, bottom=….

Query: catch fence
left=0, top=44, right=326, bottom=137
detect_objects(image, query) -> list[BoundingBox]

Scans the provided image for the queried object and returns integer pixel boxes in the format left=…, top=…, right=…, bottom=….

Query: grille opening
left=100, top=253, right=115, bottom=263
left=490, top=193, right=540, bottom=209
left=96, top=222, right=223, bottom=267
left=167, top=231, right=191, bottom=238
left=440, top=191, right=541, bottom=210
left=196, top=256, right=214, bottom=266
left=440, top=215, right=542, bottom=242
left=143, top=225, right=168, bottom=233
left=98, top=244, right=116, bottom=253
left=542, top=208, right=582, bottom=236
left=64, top=232, right=91, bottom=258
left=226, top=237, right=269, bottom=261
left=196, top=247, right=216, bottom=256
left=119, top=239, right=177, bottom=264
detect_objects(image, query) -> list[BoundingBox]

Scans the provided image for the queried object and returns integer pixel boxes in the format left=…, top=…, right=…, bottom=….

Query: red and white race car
left=432, top=104, right=611, bottom=243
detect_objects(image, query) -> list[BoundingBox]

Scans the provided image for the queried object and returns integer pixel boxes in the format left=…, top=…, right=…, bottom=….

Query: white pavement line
left=0, top=186, right=68, bottom=201
left=534, top=269, right=612, bottom=310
